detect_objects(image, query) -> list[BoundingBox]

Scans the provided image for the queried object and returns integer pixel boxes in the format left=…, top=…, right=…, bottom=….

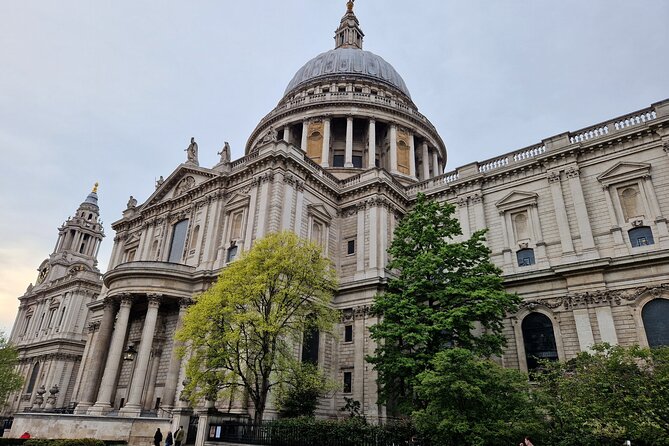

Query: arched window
left=522, top=313, right=558, bottom=371
left=516, top=248, right=535, bottom=267
left=642, top=299, right=669, bottom=347
left=629, top=226, right=654, bottom=247
left=168, top=220, right=189, bottom=263
left=27, top=362, right=40, bottom=393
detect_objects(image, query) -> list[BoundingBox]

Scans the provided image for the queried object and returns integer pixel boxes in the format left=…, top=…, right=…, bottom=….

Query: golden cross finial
left=347, top=0, right=354, bottom=13
left=92, top=182, right=99, bottom=193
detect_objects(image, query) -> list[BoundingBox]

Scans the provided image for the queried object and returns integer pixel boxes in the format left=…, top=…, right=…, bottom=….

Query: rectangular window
left=226, top=245, right=238, bottom=263
left=352, top=155, right=363, bottom=168
left=347, top=239, right=355, bottom=255
left=343, top=372, right=352, bottom=393
left=333, top=154, right=345, bottom=167
left=344, top=325, right=353, bottom=342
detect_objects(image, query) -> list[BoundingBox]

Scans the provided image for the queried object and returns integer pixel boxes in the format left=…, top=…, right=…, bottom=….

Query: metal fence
left=0, top=417, right=13, bottom=437
left=206, top=419, right=422, bottom=446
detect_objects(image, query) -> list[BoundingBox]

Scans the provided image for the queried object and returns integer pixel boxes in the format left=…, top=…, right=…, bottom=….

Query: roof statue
left=185, top=137, right=199, bottom=166
left=92, top=182, right=98, bottom=193
left=347, top=0, right=354, bottom=13
left=218, top=142, right=231, bottom=164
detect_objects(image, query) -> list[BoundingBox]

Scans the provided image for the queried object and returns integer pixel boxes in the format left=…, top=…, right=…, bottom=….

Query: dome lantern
left=334, top=0, right=364, bottom=50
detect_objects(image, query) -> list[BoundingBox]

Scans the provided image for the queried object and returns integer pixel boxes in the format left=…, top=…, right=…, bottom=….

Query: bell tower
left=5, top=184, right=105, bottom=415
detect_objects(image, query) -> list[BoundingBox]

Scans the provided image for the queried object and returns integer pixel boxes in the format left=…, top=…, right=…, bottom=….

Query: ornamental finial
left=347, top=0, right=354, bottom=13
left=92, top=182, right=99, bottom=193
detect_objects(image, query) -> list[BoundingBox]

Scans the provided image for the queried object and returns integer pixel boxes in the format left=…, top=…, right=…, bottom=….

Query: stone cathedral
left=5, top=2, right=669, bottom=443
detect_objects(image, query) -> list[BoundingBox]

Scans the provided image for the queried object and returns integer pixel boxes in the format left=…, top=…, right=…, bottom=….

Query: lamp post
left=123, top=344, right=137, bottom=361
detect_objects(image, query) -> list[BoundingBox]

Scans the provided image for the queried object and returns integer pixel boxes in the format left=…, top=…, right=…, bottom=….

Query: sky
left=0, top=0, right=667, bottom=334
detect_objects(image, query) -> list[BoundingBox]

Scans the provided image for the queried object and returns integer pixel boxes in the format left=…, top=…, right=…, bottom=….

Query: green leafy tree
left=413, top=348, right=543, bottom=446
left=535, top=344, right=669, bottom=446
left=368, top=193, right=521, bottom=413
left=274, top=362, right=337, bottom=418
left=177, top=231, right=338, bottom=424
left=0, top=332, right=23, bottom=407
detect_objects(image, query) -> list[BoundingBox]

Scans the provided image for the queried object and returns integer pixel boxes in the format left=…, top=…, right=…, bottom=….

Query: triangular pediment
left=144, top=164, right=219, bottom=208
left=495, top=190, right=538, bottom=211
left=597, top=162, right=651, bottom=186
left=225, top=192, right=250, bottom=209
left=307, top=203, right=333, bottom=221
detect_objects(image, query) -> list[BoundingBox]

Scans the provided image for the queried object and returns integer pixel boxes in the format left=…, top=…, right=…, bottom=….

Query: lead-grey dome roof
left=284, top=48, right=411, bottom=99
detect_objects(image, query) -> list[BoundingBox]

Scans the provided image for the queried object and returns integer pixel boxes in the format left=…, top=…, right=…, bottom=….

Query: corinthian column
left=88, top=295, right=133, bottom=415
left=120, top=294, right=162, bottom=417
left=409, top=133, right=416, bottom=178
left=74, top=299, right=117, bottom=413
left=432, top=149, right=439, bottom=177
left=161, top=298, right=191, bottom=409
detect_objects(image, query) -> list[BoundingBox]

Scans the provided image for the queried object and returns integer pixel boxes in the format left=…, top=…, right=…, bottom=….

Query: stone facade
left=5, top=2, right=669, bottom=444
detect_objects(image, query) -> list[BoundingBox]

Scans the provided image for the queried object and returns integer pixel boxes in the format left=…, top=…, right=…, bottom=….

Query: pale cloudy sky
left=1, top=0, right=667, bottom=333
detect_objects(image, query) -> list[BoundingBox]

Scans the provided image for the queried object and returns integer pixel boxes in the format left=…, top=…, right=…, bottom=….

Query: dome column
left=301, top=121, right=309, bottom=152
left=390, top=124, right=398, bottom=174
left=368, top=119, right=376, bottom=168
left=345, top=116, right=354, bottom=167
left=432, top=149, right=440, bottom=177
left=422, top=142, right=430, bottom=179
left=283, top=126, right=291, bottom=144
left=409, top=133, right=416, bottom=178
left=321, top=118, right=331, bottom=168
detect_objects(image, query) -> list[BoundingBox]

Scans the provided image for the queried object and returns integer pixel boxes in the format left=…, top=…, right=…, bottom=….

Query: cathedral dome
left=284, top=48, right=411, bottom=99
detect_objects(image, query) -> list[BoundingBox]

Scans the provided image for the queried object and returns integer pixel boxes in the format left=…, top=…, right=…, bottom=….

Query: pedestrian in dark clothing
left=165, top=431, right=173, bottom=446
left=154, top=428, right=163, bottom=446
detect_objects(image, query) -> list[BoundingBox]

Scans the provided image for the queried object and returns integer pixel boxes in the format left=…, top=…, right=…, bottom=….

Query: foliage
left=535, top=344, right=669, bottom=446
left=368, top=193, right=521, bottom=414
left=275, top=362, right=338, bottom=418
left=339, top=397, right=364, bottom=420
left=412, top=348, right=544, bottom=446
left=266, top=417, right=417, bottom=446
left=0, top=332, right=23, bottom=407
left=177, top=231, right=338, bottom=423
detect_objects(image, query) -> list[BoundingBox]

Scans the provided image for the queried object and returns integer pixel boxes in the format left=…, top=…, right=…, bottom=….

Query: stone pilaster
left=547, top=171, right=575, bottom=256
left=321, top=118, right=331, bottom=168
left=566, top=166, right=598, bottom=256
left=162, top=298, right=191, bottom=409
left=389, top=124, right=398, bottom=174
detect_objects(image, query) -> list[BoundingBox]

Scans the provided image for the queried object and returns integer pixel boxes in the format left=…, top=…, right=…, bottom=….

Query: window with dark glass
left=352, top=156, right=363, bottom=168
left=343, top=371, right=352, bottom=393
left=26, top=362, right=40, bottom=393
left=522, top=313, right=558, bottom=371
left=642, top=299, right=669, bottom=347
left=516, top=248, right=535, bottom=266
left=333, top=154, right=345, bottom=167
left=168, top=220, right=189, bottom=263
left=301, top=326, right=319, bottom=364
left=226, top=245, right=238, bottom=263
left=344, top=325, right=353, bottom=342
left=629, top=226, right=654, bottom=247
left=347, top=239, right=355, bottom=255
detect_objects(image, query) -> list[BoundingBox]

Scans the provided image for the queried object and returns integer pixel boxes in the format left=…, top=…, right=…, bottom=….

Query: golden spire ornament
left=92, top=182, right=99, bottom=193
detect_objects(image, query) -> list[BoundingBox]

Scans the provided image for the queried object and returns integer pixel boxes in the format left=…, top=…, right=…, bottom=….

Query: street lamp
left=123, top=344, right=137, bottom=361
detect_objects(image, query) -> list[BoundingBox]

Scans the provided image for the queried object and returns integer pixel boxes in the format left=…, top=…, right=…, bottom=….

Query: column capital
left=547, top=171, right=561, bottom=183
left=118, top=293, right=134, bottom=307
left=147, top=294, right=163, bottom=307
left=179, top=297, right=194, bottom=310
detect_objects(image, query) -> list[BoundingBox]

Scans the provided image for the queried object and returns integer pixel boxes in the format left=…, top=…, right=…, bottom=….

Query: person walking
left=174, top=426, right=185, bottom=446
left=165, top=431, right=173, bottom=446
left=154, top=428, right=163, bottom=446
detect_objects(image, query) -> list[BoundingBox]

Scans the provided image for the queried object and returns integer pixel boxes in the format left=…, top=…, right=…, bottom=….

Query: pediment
left=495, top=190, right=538, bottom=212
left=225, top=192, right=250, bottom=209
left=125, top=233, right=140, bottom=246
left=597, top=162, right=651, bottom=186
left=307, top=203, right=333, bottom=221
left=144, top=164, right=218, bottom=208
